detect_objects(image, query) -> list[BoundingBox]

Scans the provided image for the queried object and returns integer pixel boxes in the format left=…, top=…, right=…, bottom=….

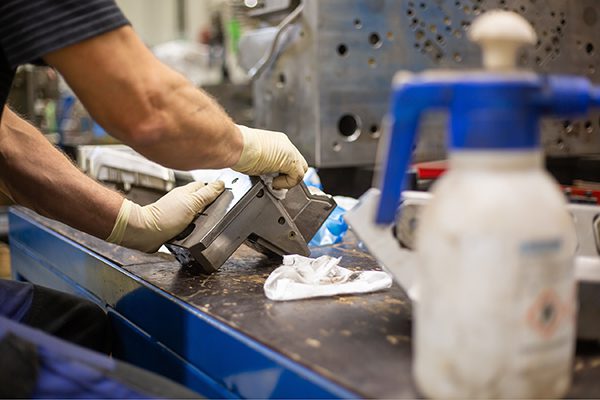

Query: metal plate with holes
left=249, top=0, right=600, bottom=167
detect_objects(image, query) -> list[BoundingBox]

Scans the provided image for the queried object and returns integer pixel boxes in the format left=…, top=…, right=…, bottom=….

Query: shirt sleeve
left=0, top=0, right=130, bottom=68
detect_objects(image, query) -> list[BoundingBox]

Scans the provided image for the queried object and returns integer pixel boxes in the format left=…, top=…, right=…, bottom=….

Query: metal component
left=344, top=189, right=417, bottom=300
left=166, top=173, right=335, bottom=274
left=77, top=145, right=176, bottom=193
left=247, top=1, right=305, bottom=80
left=247, top=0, right=297, bottom=18
left=394, top=191, right=432, bottom=249
left=244, top=0, right=600, bottom=167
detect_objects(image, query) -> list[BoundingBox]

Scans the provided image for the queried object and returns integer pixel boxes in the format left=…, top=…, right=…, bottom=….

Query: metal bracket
left=166, top=174, right=335, bottom=274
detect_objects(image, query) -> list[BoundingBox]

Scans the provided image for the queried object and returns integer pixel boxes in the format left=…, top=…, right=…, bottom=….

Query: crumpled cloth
left=264, top=255, right=392, bottom=301
left=260, top=174, right=288, bottom=200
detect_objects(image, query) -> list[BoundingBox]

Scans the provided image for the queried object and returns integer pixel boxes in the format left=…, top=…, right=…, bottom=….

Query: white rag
left=260, top=174, right=288, bottom=200
left=264, top=255, right=392, bottom=301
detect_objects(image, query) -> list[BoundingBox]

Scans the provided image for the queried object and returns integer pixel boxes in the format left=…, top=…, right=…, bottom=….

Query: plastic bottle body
left=414, top=150, right=577, bottom=399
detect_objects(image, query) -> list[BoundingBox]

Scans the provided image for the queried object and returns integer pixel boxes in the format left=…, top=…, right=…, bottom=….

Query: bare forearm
left=0, top=107, right=123, bottom=238
left=44, top=26, right=243, bottom=170
left=127, top=64, right=244, bottom=169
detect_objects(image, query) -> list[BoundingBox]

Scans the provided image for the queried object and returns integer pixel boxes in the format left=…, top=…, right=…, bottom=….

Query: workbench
left=8, top=206, right=600, bottom=398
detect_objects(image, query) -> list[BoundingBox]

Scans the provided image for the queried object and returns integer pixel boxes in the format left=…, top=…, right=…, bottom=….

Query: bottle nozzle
left=469, top=11, right=537, bottom=71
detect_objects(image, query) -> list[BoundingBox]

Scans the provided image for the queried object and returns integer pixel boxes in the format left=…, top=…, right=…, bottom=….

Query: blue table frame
left=9, top=208, right=359, bottom=398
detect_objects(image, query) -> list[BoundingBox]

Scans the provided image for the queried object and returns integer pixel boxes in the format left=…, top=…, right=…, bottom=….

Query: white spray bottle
left=348, top=10, right=600, bottom=398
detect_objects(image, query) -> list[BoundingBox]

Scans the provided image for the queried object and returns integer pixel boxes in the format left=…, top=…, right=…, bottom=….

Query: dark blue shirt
left=0, top=0, right=130, bottom=120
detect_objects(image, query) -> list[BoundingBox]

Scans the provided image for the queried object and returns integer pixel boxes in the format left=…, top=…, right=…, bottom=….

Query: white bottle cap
left=469, top=11, right=537, bottom=70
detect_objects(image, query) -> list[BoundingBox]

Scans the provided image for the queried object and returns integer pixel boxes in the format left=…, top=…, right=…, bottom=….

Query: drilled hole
left=338, top=114, right=362, bottom=141
left=354, top=18, right=362, bottom=28
left=369, top=124, right=380, bottom=138
left=563, top=120, right=574, bottom=133
left=586, top=43, right=594, bottom=55
left=337, top=44, right=348, bottom=56
left=276, top=73, right=286, bottom=88
left=332, top=142, right=342, bottom=152
left=585, top=121, right=593, bottom=133
left=369, top=33, right=382, bottom=48
left=368, top=57, right=377, bottom=67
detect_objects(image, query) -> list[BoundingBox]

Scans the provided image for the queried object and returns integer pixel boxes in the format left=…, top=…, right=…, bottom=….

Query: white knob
left=469, top=11, right=537, bottom=70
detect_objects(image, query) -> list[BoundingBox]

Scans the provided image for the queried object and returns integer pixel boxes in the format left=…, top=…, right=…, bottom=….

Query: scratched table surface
left=19, top=208, right=600, bottom=398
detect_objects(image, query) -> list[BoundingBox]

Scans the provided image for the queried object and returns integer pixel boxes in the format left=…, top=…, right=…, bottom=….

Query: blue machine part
left=309, top=206, right=348, bottom=247
left=376, top=73, right=600, bottom=224
left=303, top=168, right=354, bottom=247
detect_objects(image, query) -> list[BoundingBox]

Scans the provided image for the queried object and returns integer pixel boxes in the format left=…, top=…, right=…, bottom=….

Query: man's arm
left=0, top=107, right=225, bottom=251
left=43, top=26, right=308, bottom=188
left=43, top=26, right=242, bottom=170
left=0, top=107, right=122, bottom=238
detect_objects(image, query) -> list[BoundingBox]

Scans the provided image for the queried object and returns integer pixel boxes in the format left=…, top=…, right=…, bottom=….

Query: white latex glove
left=232, top=125, right=309, bottom=189
left=106, top=180, right=225, bottom=252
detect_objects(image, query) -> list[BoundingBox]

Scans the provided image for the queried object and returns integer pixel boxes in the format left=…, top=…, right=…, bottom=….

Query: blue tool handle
left=376, top=104, right=421, bottom=223
left=376, top=80, right=450, bottom=224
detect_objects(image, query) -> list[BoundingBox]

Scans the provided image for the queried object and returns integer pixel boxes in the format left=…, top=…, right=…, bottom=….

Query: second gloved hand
left=106, top=180, right=225, bottom=253
left=232, top=125, right=309, bottom=189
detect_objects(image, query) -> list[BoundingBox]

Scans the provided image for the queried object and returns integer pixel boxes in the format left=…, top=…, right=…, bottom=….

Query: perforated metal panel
left=251, top=0, right=600, bottom=167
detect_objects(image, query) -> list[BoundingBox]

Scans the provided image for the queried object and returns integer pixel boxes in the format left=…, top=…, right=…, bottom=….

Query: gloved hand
left=106, top=180, right=225, bottom=253
left=232, top=125, right=309, bottom=189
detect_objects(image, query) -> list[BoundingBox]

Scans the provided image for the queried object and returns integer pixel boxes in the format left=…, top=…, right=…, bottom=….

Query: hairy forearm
left=127, top=63, right=244, bottom=170
left=0, top=107, right=123, bottom=238
left=44, top=26, right=243, bottom=170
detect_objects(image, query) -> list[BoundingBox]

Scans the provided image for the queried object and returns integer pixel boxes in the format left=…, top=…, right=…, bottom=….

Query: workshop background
left=6, top=0, right=600, bottom=398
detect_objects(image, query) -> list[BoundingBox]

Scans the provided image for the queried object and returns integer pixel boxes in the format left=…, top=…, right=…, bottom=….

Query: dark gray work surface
left=18, top=207, right=600, bottom=398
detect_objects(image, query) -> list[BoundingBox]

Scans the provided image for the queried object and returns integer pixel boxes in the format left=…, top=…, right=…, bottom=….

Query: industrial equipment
left=240, top=0, right=600, bottom=168
left=77, top=146, right=336, bottom=274
left=166, top=171, right=336, bottom=274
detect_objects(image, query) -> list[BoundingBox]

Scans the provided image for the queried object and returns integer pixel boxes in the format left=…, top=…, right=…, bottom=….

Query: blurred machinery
left=8, top=65, right=59, bottom=136
left=240, top=0, right=600, bottom=168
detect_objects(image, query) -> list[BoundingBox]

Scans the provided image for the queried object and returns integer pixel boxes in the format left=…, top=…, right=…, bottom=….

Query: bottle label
left=515, top=238, right=575, bottom=377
